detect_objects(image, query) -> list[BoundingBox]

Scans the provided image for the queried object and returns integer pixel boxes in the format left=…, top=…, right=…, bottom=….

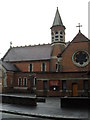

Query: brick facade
left=61, top=42, right=89, bottom=72
left=13, top=60, right=50, bottom=72
left=1, top=7, right=90, bottom=97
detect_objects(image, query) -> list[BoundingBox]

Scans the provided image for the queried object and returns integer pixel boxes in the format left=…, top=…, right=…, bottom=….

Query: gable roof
left=3, top=44, right=51, bottom=62
left=0, top=61, right=19, bottom=71
left=72, top=31, right=90, bottom=43
left=57, top=32, right=90, bottom=57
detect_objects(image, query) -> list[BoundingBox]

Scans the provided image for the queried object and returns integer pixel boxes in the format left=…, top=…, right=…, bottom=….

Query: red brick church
left=1, top=7, right=90, bottom=96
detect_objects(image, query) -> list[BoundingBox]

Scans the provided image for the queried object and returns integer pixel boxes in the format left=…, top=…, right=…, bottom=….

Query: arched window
left=18, top=77, right=22, bottom=87
left=23, top=77, right=27, bottom=87
left=41, top=62, right=46, bottom=72
left=72, top=51, right=89, bottom=67
left=55, top=31, right=58, bottom=34
left=60, top=31, right=63, bottom=41
left=29, top=64, right=33, bottom=72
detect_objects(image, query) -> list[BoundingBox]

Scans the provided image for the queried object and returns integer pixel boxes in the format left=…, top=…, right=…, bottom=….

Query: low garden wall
left=1, top=94, right=37, bottom=106
left=61, top=97, right=90, bottom=108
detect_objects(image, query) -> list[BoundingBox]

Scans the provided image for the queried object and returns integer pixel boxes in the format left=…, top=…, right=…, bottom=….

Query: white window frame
left=33, top=77, right=36, bottom=86
left=18, top=77, right=22, bottom=87
left=56, top=63, right=58, bottom=72
left=23, top=77, right=27, bottom=87
left=41, top=62, right=46, bottom=72
left=28, top=63, right=33, bottom=72
left=60, top=31, right=64, bottom=41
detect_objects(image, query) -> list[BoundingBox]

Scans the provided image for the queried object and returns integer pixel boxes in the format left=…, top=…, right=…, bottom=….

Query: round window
left=72, top=51, right=90, bottom=67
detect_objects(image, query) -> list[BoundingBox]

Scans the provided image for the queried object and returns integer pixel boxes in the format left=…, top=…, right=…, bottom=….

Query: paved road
left=0, top=97, right=89, bottom=120
left=1, top=112, right=55, bottom=120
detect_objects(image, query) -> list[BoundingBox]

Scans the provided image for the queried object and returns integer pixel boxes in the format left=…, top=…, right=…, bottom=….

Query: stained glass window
left=73, top=51, right=89, bottom=67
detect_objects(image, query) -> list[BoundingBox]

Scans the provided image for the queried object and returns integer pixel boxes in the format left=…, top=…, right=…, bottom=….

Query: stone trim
left=72, top=50, right=90, bottom=67
left=37, top=78, right=90, bottom=81
left=51, top=56, right=57, bottom=59
left=60, top=78, right=90, bottom=80
left=37, top=79, right=50, bottom=81
left=60, top=90, right=72, bottom=92
left=51, top=42, right=65, bottom=46
left=14, top=87, right=28, bottom=90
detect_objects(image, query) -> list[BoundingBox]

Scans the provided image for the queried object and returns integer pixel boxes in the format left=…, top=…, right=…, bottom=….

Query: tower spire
left=50, top=7, right=66, bottom=72
left=51, top=7, right=66, bottom=44
left=52, top=7, right=64, bottom=27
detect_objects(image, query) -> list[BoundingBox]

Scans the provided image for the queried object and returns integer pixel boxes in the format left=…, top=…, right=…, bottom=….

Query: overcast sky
left=0, top=0, right=89, bottom=58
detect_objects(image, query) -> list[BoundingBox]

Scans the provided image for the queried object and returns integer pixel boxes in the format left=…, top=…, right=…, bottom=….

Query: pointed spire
left=52, top=7, right=63, bottom=27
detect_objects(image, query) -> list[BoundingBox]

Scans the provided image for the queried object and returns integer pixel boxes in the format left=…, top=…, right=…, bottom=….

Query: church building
left=1, top=7, right=90, bottom=97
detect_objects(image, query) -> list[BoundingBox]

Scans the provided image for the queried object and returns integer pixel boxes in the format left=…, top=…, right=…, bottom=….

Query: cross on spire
left=76, top=23, right=82, bottom=32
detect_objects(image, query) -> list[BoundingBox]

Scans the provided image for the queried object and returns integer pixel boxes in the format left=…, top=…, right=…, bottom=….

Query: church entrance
left=72, top=83, right=78, bottom=96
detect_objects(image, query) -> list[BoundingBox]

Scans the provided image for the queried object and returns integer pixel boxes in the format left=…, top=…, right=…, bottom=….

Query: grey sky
left=0, top=0, right=89, bottom=58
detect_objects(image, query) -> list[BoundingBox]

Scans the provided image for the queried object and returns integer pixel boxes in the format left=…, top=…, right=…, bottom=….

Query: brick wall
left=13, top=60, right=50, bottom=72
left=4, top=71, right=89, bottom=96
left=6, top=71, right=14, bottom=88
left=61, top=42, right=89, bottom=72
left=50, top=43, right=65, bottom=71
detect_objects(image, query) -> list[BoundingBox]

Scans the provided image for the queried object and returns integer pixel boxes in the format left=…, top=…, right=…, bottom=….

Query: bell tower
left=50, top=7, right=66, bottom=72
left=51, top=7, right=65, bottom=44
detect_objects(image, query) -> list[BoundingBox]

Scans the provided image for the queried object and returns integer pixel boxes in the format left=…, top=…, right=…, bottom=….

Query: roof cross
left=76, top=23, right=82, bottom=32
left=10, top=41, right=12, bottom=48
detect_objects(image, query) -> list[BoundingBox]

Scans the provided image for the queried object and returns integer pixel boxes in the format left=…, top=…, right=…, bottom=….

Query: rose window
left=73, top=51, right=89, bottom=67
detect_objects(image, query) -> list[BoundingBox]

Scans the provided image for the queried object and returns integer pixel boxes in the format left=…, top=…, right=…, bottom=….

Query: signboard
left=49, top=80, right=59, bottom=86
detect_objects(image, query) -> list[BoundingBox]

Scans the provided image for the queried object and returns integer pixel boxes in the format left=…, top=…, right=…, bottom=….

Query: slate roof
left=72, top=31, right=90, bottom=43
left=0, top=61, right=19, bottom=71
left=52, top=7, right=64, bottom=27
left=3, top=44, right=51, bottom=62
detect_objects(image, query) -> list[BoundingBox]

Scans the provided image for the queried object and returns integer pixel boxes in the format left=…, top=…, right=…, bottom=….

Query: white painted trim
left=32, top=63, right=33, bottom=72
left=41, top=63, right=42, bottom=72
left=72, top=50, right=90, bottom=67
left=33, top=77, right=36, bottom=86
left=41, top=62, right=46, bottom=72
left=23, top=77, right=27, bottom=86
left=18, top=77, right=22, bottom=86
left=51, top=56, right=57, bottom=59
left=28, top=63, right=34, bottom=72
left=28, top=65, right=30, bottom=72
left=45, top=63, right=46, bottom=72
left=51, top=42, right=65, bottom=46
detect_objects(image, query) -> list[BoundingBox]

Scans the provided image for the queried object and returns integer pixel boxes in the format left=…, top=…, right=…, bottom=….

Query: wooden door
left=72, top=83, right=78, bottom=96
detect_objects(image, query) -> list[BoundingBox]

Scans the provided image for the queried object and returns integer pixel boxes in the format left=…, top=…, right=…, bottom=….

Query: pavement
left=1, top=112, right=53, bottom=120
left=0, top=97, right=89, bottom=120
